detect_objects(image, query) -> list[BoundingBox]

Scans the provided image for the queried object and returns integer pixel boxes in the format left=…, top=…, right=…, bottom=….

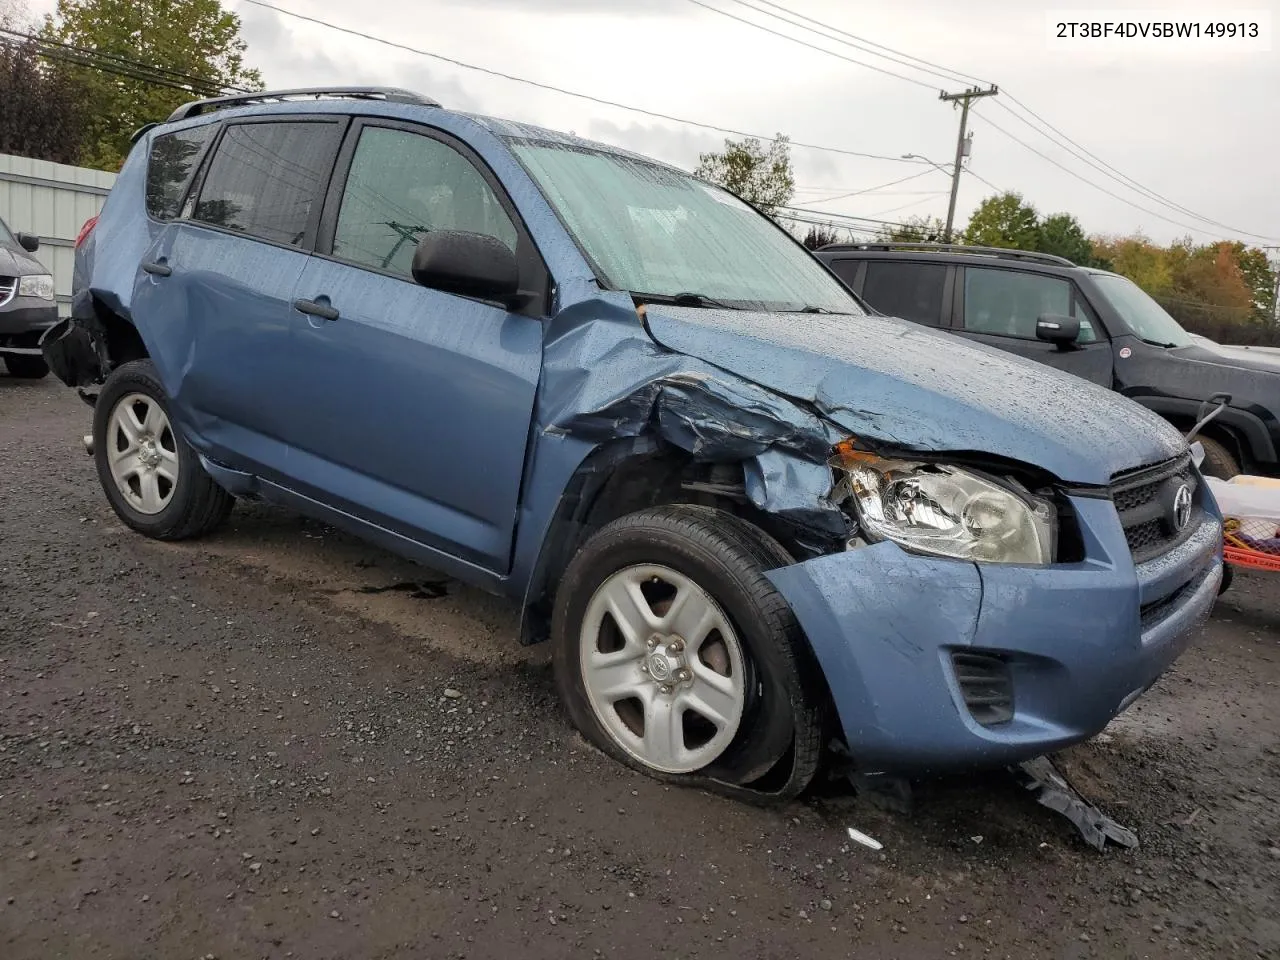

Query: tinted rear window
left=861, top=261, right=947, bottom=326
left=146, top=124, right=215, bottom=220
left=192, top=122, right=340, bottom=246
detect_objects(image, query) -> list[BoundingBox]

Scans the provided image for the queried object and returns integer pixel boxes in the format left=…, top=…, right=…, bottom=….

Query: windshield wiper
left=634, top=291, right=739, bottom=310
left=1140, top=337, right=1178, bottom=348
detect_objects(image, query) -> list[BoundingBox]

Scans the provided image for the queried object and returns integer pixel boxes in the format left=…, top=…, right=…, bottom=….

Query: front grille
left=0, top=276, right=15, bottom=308
left=951, top=652, right=1014, bottom=726
left=1109, top=453, right=1198, bottom=563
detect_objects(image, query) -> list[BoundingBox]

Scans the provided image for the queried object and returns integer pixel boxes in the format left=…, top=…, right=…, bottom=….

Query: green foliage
left=1037, top=213, right=1097, bottom=266
left=800, top=224, right=844, bottom=250
left=41, top=0, right=262, bottom=170
left=961, top=192, right=1040, bottom=250
left=693, top=134, right=794, bottom=218
left=876, top=215, right=945, bottom=243
left=0, top=7, right=87, bottom=164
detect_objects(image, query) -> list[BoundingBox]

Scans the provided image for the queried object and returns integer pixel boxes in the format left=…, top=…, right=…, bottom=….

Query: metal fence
left=0, top=153, right=117, bottom=317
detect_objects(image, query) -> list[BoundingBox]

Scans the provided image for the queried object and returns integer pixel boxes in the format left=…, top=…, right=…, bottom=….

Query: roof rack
left=166, top=87, right=440, bottom=123
left=818, top=241, right=1076, bottom=268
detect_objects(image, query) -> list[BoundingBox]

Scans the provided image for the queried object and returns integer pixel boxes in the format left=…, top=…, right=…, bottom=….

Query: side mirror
left=17, top=232, right=40, bottom=253
left=411, top=230, right=520, bottom=307
left=1035, top=313, right=1080, bottom=350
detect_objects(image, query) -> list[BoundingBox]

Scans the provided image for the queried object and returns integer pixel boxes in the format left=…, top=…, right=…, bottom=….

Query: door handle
left=141, top=260, right=172, bottom=277
left=293, top=297, right=339, bottom=321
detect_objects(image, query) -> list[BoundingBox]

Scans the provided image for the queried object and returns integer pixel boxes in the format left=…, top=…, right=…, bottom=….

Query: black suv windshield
left=510, top=141, right=863, bottom=314
left=0, top=216, right=15, bottom=247
left=1092, top=273, right=1192, bottom=348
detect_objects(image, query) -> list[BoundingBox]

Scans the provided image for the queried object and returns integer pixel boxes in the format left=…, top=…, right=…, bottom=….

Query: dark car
left=40, top=87, right=1221, bottom=800
left=0, top=214, right=58, bottom=378
left=815, top=243, right=1280, bottom=479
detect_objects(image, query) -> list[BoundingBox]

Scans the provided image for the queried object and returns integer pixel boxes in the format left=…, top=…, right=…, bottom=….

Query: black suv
left=0, top=214, right=57, bottom=379
left=816, top=243, right=1280, bottom=479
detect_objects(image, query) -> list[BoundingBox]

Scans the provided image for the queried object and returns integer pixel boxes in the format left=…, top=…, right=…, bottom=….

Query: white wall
left=0, top=154, right=117, bottom=317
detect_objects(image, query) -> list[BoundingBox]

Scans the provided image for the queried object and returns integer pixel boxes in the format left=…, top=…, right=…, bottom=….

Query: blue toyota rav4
left=42, top=87, right=1222, bottom=802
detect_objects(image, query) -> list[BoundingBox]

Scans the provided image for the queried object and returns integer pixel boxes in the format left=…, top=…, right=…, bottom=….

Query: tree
left=693, top=134, right=794, bottom=218
left=42, top=0, right=262, bottom=170
left=876, top=215, right=945, bottom=243
left=801, top=224, right=843, bottom=250
left=0, top=1, right=87, bottom=162
left=1037, top=213, right=1096, bottom=266
left=961, top=192, right=1040, bottom=250
left=1224, top=242, right=1276, bottom=318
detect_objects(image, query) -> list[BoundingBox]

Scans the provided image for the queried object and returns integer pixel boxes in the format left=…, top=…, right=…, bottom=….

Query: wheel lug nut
left=668, top=639, right=684, bottom=653
left=677, top=669, right=691, bottom=682
left=659, top=684, right=673, bottom=695
left=640, top=663, right=649, bottom=674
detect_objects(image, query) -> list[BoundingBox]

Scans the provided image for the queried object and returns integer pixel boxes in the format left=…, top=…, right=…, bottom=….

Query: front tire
left=93, top=359, right=233, bottom=540
left=4, top=354, right=49, bottom=379
left=552, top=505, right=826, bottom=802
left=1197, top=435, right=1240, bottom=480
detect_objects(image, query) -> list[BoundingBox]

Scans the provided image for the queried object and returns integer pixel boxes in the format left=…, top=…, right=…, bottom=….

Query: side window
left=193, top=122, right=340, bottom=246
left=861, top=261, right=947, bottom=326
left=146, top=125, right=215, bottom=220
left=963, top=268, right=1096, bottom=342
left=333, top=127, right=518, bottom=278
left=825, top=258, right=859, bottom=289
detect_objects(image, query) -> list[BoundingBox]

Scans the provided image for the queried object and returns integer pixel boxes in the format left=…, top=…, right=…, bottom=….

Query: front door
left=281, top=120, right=546, bottom=572
left=956, top=265, right=1115, bottom=387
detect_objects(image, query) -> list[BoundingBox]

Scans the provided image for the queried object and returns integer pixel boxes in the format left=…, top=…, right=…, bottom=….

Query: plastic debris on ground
left=1014, top=755, right=1138, bottom=852
left=846, top=827, right=883, bottom=851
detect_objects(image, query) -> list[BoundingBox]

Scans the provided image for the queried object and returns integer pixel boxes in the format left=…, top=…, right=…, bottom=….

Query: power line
left=864, top=194, right=949, bottom=218
left=802, top=167, right=945, bottom=203
left=746, top=0, right=992, bottom=87
left=0, top=28, right=244, bottom=95
left=691, top=1, right=1275, bottom=243
left=0, top=36, right=222, bottom=96
left=702, top=0, right=980, bottom=87
left=993, top=95, right=1270, bottom=240
left=973, top=108, right=1280, bottom=244
left=237, top=0, right=928, bottom=167
left=680, top=0, right=935, bottom=90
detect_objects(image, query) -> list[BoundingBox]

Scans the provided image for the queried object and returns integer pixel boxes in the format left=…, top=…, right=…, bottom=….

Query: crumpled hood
left=644, top=306, right=1186, bottom=486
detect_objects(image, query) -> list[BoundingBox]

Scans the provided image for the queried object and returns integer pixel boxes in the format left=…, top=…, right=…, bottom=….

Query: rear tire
left=552, top=505, right=826, bottom=802
left=1197, top=435, right=1240, bottom=480
left=4, top=354, right=49, bottom=379
left=93, top=359, right=233, bottom=540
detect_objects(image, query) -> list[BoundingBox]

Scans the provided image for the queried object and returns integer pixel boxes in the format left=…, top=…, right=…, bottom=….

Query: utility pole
left=939, top=85, right=998, bottom=243
left=1263, top=245, right=1280, bottom=323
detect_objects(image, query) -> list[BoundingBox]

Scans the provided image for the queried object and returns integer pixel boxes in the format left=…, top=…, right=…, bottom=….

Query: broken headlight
left=18, top=274, right=54, bottom=301
left=832, top=446, right=1056, bottom=564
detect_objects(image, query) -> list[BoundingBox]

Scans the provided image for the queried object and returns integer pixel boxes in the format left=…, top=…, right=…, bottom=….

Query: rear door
left=130, top=117, right=345, bottom=476
left=824, top=257, right=952, bottom=328
left=955, top=265, right=1114, bottom=386
left=280, top=118, right=547, bottom=572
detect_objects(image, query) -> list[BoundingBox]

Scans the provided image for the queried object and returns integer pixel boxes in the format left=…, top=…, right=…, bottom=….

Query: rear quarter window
left=146, top=125, right=216, bottom=221
left=860, top=261, right=947, bottom=326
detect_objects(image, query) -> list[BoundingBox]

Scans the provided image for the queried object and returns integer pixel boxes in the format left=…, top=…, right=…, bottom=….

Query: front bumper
left=0, top=302, right=59, bottom=354
left=767, top=494, right=1222, bottom=774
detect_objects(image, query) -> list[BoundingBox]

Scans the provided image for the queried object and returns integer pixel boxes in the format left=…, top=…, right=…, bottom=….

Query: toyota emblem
left=1171, top=483, right=1192, bottom=532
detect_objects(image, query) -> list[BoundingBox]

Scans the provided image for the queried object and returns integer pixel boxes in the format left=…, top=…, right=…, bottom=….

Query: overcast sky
left=30, top=0, right=1280, bottom=246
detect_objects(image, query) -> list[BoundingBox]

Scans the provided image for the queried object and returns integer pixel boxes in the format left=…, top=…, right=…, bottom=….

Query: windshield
left=509, top=141, right=863, bottom=314
left=1092, top=273, right=1192, bottom=348
left=0, top=216, right=14, bottom=247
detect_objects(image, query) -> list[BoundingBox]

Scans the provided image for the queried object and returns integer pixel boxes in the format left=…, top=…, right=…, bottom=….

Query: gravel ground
left=2, top=372, right=1278, bottom=960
